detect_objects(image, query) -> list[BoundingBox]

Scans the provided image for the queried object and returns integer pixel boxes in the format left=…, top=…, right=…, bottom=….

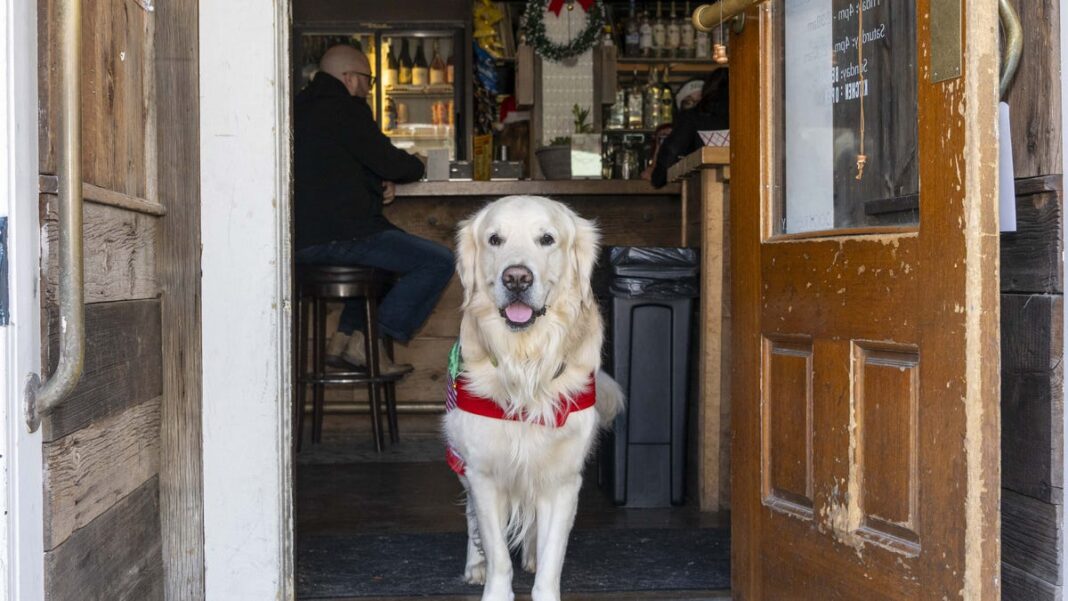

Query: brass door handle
left=692, top=0, right=757, bottom=32
left=999, top=0, right=1022, bottom=100
left=26, top=0, right=85, bottom=432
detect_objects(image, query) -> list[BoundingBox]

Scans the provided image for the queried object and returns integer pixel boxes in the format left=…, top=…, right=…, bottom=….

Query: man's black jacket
left=650, top=105, right=729, bottom=189
left=294, top=72, right=425, bottom=250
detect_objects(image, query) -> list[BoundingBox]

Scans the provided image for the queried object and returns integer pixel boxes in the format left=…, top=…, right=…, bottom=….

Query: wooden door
left=37, top=0, right=202, bottom=598
left=730, top=1, right=1000, bottom=598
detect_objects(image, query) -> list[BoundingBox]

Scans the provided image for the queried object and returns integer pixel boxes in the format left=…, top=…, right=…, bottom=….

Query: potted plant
left=535, top=104, right=597, bottom=180
left=535, top=136, right=572, bottom=180
left=569, top=104, right=602, bottom=179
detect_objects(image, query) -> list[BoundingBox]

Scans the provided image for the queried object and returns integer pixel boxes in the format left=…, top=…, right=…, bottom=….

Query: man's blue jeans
left=295, top=230, right=454, bottom=342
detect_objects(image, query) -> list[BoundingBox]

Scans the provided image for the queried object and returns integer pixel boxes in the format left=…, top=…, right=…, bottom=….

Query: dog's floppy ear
left=568, top=213, right=600, bottom=303
left=455, top=210, right=484, bottom=308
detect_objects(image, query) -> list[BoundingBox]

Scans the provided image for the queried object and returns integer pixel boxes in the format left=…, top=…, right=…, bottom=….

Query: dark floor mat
left=297, top=528, right=730, bottom=598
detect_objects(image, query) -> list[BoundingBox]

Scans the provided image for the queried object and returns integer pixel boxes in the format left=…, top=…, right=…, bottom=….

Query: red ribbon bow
left=547, top=0, right=595, bottom=16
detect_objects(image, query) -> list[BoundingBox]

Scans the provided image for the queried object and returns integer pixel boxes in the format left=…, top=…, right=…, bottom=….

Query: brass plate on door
left=929, top=0, right=962, bottom=83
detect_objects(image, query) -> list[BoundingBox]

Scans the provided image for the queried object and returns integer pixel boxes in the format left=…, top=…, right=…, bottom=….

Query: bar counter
left=389, top=178, right=688, bottom=251
left=396, top=179, right=681, bottom=198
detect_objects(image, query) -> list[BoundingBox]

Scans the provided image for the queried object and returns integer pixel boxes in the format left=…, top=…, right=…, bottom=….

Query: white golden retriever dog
left=443, top=195, right=624, bottom=601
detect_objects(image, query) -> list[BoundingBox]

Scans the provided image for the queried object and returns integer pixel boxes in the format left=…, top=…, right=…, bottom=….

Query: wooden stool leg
left=386, top=382, right=399, bottom=444
left=312, top=296, right=326, bottom=444
left=364, top=296, right=384, bottom=452
left=294, top=293, right=307, bottom=452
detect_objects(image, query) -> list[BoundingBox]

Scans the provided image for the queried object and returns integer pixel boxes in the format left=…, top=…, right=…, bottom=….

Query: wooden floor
left=330, top=592, right=731, bottom=601
left=296, top=429, right=730, bottom=600
left=297, top=462, right=728, bottom=537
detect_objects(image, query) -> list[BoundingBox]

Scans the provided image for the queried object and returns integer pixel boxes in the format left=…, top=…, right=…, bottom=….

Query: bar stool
left=293, top=264, right=409, bottom=452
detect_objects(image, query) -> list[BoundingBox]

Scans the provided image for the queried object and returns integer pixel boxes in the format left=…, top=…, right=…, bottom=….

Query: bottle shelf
left=385, top=126, right=453, bottom=140
left=385, top=85, right=455, bottom=98
left=618, top=57, right=719, bottom=64
left=616, top=60, right=725, bottom=73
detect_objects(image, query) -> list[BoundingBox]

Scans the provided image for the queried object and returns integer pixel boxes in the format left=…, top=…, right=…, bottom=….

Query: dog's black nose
left=502, top=265, right=533, bottom=292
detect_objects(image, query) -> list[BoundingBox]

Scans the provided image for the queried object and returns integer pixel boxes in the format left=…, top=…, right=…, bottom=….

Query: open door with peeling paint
left=729, top=0, right=1000, bottom=598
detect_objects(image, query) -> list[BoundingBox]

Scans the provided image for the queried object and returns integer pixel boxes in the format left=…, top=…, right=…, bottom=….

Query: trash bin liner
left=607, top=246, right=699, bottom=299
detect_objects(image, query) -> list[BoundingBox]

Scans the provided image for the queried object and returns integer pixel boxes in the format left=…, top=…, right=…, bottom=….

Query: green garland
left=521, top=0, right=606, bottom=62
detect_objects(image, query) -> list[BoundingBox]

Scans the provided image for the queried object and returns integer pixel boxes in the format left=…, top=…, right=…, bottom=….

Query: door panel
left=39, top=0, right=155, bottom=197
left=37, top=0, right=166, bottom=598
left=731, top=0, right=1000, bottom=598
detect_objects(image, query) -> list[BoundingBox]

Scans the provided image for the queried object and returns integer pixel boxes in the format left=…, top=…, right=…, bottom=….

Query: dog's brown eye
left=488, top=233, right=503, bottom=246
left=539, top=233, right=555, bottom=246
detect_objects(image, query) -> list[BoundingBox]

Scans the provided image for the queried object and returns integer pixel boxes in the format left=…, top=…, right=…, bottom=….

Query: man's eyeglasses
left=344, top=70, right=377, bottom=87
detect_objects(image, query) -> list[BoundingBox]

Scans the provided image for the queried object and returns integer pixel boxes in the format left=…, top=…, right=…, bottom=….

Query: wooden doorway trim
left=156, top=1, right=206, bottom=598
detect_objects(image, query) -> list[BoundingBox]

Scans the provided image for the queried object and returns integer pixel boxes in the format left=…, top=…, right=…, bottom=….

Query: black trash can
left=600, top=247, right=699, bottom=507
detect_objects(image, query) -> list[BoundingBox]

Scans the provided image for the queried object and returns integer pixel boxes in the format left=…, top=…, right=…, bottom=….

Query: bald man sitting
left=294, top=45, right=453, bottom=373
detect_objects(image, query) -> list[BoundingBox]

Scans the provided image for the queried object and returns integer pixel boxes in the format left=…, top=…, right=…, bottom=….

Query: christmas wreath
left=521, top=0, right=606, bottom=62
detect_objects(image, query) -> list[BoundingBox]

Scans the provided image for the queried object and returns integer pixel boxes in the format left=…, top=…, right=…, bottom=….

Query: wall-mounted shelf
left=386, top=128, right=453, bottom=140
left=386, top=85, right=455, bottom=98
left=617, top=60, right=726, bottom=74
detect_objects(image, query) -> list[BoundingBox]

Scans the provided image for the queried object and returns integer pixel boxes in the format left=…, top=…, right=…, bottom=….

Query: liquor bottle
left=383, top=39, right=399, bottom=89
left=659, top=66, right=675, bottom=123
left=446, top=44, right=455, bottom=84
left=365, top=38, right=376, bottom=78
left=643, top=67, right=663, bottom=128
left=624, top=0, right=641, bottom=58
left=652, top=1, right=666, bottom=58
left=385, top=97, right=397, bottom=130
left=603, top=23, right=615, bottom=48
left=398, top=38, right=413, bottom=85
left=681, top=1, right=696, bottom=58
left=639, top=6, right=653, bottom=58
left=607, top=86, right=627, bottom=129
left=627, top=71, right=644, bottom=128
left=412, top=39, right=429, bottom=86
left=429, top=39, right=446, bottom=85
left=666, top=1, right=681, bottom=58
left=695, top=24, right=711, bottom=59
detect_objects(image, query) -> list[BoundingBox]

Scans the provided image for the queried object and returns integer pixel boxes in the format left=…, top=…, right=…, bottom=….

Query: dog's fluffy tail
left=594, top=371, right=625, bottom=428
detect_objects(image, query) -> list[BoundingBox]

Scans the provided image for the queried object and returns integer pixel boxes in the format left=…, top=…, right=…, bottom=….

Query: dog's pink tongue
left=505, top=302, right=534, bottom=323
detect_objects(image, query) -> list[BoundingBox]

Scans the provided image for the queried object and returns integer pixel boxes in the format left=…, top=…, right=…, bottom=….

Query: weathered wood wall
left=1004, top=0, right=1062, bottom=181
left=1000, top=2, right=1065, bottom=595
left=37, top=0, right=172, bottom=598
left=1002, top=177, right=1065, bottom=601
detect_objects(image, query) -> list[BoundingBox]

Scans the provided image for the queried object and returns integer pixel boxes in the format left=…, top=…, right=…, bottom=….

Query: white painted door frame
left=0, top=0, right=45, bottom=598
left=199, top=0, right=294, bottom=599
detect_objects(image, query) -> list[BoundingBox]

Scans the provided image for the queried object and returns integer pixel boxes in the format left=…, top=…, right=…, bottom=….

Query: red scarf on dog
left=444, top=343, right=596, bottom=475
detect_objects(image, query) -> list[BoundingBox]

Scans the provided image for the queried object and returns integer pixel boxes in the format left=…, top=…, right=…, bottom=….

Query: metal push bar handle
left=27, top=0, right=85, bottom=432
left=999, top=0, right=1022, bottom=99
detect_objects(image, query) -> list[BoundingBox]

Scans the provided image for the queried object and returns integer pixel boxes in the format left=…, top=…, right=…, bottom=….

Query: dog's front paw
left=464, top=560, right=487, bottom=585
left=531, top=584, right=560, bottom=601
left=530, top=589, right=560, bottom=601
